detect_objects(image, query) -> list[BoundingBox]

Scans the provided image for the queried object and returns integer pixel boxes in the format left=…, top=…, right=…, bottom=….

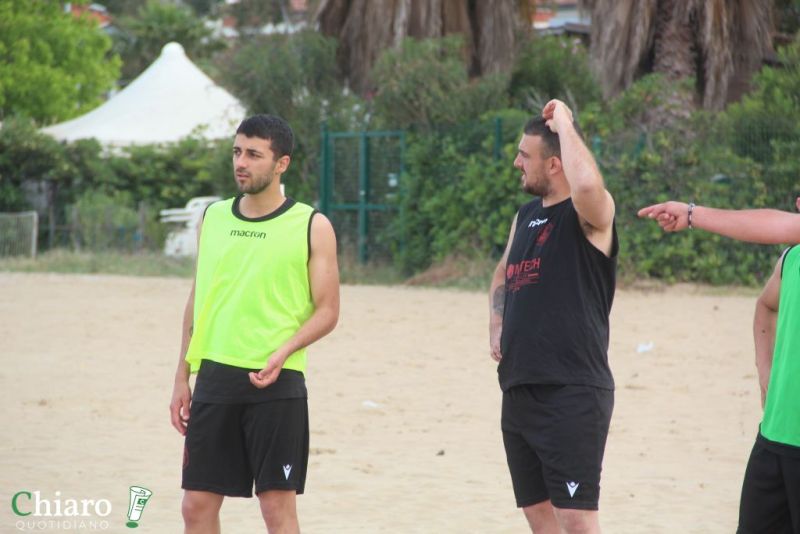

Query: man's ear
left=276, top=154, right=291, bottom=174
left=547, top=155, right=562, bottom=176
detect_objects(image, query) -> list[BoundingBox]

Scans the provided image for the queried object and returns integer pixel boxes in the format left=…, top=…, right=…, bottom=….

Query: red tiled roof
left=70, top=4, right=112, bottom=28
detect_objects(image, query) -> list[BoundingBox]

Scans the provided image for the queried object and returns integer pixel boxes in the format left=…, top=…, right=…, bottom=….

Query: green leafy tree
left=721, top=35, right=800, bottom=166
left=71, top=190, right=140, bottom=251
left=0, top=0, right=120, bottom=123
left=114, top=1, right=225, bottom=83
left=103, top=137, right=234, bottom=207
left=386, top=109, right=529, bottom=273
left=510, top=36, right=600, bottom=112
left=184, top=0, right=225, bottom=17
left=371, top=36, right=509, bottom=130
left=100, top=0, right=147, bottom=17
left=227, top=0, right=284, bottom=29
left=222, top=29, right=363, bottom=201
left=774, top=0, right=800, bottom=35
left=575, top=73, right=787, bottom=285
left=0, top=118, right=65, bottom=211
left=716, top=34, right=800, bottom=216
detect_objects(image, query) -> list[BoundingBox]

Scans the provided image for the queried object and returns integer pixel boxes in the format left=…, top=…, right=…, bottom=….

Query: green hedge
left=4, top=33, right=799, bottom=285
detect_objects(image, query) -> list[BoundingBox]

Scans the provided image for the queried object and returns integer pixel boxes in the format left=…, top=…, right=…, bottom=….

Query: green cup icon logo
left=126, top=486, right=152, bottom=528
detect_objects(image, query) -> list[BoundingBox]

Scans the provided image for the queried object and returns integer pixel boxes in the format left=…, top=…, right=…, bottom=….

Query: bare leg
left=182, top=490, right=223, bottom=534
left=522, top=500, right=560, bottom=534
left=552, top=506, right=601, bottom=534
left=258, top=489, right=299, bottom=534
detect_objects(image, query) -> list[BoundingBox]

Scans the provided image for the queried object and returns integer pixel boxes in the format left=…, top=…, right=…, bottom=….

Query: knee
left=552, top=507, right=599, bottom=534
left=259, top=491, right=298, bottom=533
left=522, top=501, right=559, bottom=533
left=181, top=492, right=221, bottom=526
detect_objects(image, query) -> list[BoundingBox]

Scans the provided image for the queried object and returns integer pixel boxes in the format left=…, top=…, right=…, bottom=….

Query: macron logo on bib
left=230, top=229, right=267, bottom=239
left=283, top=464, right=292, bottom=480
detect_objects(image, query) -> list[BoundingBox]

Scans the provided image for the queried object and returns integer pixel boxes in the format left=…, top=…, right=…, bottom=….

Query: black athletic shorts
left=738, top=432, right=800, bottom=534
left=182, top=398, right=309, bottom=497
left=501, top=383, right=613, bottom=510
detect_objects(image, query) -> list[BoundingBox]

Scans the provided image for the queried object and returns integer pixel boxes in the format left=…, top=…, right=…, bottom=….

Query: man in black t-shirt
left=488, top=100, right=617, bottom=534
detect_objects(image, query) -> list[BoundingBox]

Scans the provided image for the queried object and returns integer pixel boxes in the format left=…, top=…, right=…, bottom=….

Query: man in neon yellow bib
left=169, top=114, right=340, bottom=534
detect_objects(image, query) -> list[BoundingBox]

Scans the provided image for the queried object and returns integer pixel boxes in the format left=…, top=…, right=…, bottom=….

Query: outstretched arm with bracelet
left=638, top=198, right=800, bottom=244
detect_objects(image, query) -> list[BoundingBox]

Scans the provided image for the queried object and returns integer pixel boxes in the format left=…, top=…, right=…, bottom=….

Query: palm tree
left=315, top=0, right=530, bottom=94
left=579, top=0, right=774, bottom=110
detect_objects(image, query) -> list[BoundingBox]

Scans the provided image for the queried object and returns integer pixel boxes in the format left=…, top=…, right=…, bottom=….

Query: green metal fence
left=319, top=125, right=405, bottom=264
left=318, top=118, right=514, bottom=265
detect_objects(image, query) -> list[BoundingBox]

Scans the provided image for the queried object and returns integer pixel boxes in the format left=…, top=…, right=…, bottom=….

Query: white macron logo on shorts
left=283, top=464, right=292, bottom=480
left=566, top=481, right=579, bottom=498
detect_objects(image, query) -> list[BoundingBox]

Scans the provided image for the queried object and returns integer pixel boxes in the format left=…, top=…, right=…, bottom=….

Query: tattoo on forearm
left=492, top=285, right=505, bottom=315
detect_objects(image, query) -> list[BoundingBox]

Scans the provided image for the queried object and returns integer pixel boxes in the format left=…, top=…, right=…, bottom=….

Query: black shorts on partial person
left=182, top=398, right=309, bottom=497
left=738, top=432, right=800, bottom=534
left=502, top=384, right=613, bottom=510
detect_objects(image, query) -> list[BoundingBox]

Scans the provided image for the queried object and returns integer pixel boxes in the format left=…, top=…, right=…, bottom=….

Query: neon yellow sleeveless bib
left=185, top=197, right=315, bottom=374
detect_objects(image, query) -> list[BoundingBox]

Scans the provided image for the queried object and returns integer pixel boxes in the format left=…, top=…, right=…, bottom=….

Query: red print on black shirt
left=506, top=257, right=540, bottom=292
left=506, top=223, right=555, bottom=292
left=536, top=222, right=554, bottom=246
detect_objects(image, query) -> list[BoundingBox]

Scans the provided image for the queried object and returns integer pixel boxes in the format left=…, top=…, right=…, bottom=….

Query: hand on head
left=542, top=99, right=573, bottom=133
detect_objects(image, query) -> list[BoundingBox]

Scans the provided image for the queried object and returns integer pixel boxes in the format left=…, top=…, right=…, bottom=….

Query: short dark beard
left=239, top=174, right=273, bottom=194
left=236, top=163, right=277, bottom=194
left=523, top=179, right=549, bottom=197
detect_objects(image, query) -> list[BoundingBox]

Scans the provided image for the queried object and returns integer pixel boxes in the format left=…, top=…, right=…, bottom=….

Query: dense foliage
left=112, top=1, right=225, bottom=83
left=3, top=11, right=799, bottom=285
left=0, top=0, right=120, bottom=123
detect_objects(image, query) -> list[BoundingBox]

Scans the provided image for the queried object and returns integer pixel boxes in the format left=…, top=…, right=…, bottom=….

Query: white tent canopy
left=42, top=42, right=245, bottom=146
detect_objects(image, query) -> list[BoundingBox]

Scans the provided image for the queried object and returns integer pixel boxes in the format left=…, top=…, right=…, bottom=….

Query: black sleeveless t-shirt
left=499, top=197, right=618, bottom=391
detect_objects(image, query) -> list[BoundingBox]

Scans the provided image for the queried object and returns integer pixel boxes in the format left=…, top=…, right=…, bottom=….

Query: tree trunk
left=474, top=0, right=519, bottom=76
left=649, top=0, right=697, bottom=122
left=316, top=0, right=524, bottom=94
left=580, top=0, right=773, bottom=111
left=652, top=0, right=697, bottom=82
left=407, top=0, right=441, bottom=38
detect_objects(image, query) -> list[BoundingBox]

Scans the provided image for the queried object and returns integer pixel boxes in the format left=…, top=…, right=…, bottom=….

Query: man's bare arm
left=489, top=213, right=518, bottom=362
left=169, top=283, right=194, bottom=435
left=543, top=99, right=615, bottom=233
left=753, top=255, right=782, bottom=408
left=170, top=214, right=205, bottom=435
left=638, top=200, right=800, bottom=244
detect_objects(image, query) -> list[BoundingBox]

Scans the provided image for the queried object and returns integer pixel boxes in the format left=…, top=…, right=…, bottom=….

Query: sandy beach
left=0, top=272, right=763, bottom=533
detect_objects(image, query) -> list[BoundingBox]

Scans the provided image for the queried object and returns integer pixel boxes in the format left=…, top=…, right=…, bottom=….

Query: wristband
left=688, top=202, right=695, bottom=229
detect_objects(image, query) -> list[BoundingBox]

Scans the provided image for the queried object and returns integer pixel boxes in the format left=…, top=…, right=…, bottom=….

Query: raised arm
left=249, top=213, right=340, bottom=388
left=753, top=255, right=782, bottom=408
left=489, top=213, right=518, bottom=362
left=543, top=99, right=615, bottom=233
left=638, top=199, right=800, bottom=244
